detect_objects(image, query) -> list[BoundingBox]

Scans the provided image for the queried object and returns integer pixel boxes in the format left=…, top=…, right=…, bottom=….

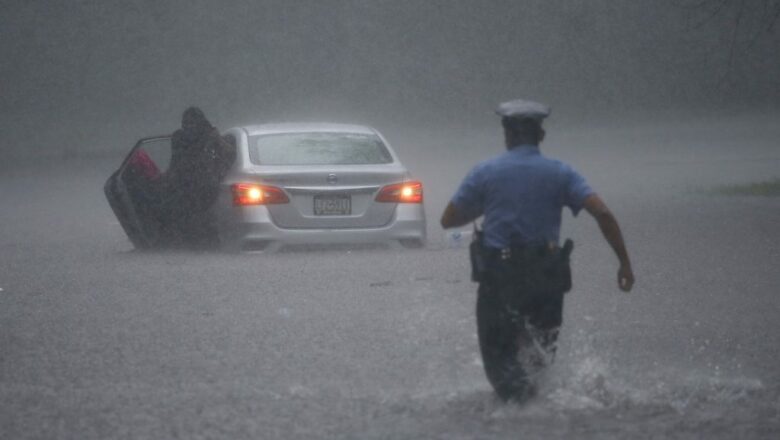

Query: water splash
left=539, top=332, right=765, bottom=414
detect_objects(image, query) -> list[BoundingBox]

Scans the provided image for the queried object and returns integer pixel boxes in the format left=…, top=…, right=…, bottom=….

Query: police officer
left=440, top=99, right=634, bottom=401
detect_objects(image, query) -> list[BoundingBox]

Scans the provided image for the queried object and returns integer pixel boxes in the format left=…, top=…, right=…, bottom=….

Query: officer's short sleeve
left=450, top=164, right=485, bottom=220
left=562, top=164, right=594, bottom=216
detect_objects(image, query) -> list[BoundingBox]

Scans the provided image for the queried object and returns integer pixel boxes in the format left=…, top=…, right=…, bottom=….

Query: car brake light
left=232, top=183, right=289, bottom=205
left=375, top=181, right=423, bottom=203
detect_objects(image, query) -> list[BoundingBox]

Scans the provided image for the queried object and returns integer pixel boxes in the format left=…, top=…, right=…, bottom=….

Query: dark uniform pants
left=476, top=256, right=564, bottom=401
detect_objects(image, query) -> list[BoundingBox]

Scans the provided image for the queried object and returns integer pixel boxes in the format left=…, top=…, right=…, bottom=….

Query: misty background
left=2, top=0, right=778, bottom=161
left=2, top=2, right=780, bottom=438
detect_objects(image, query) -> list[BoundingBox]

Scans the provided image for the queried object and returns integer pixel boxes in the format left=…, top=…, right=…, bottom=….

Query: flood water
left=1, top=118, right=779, bottom=438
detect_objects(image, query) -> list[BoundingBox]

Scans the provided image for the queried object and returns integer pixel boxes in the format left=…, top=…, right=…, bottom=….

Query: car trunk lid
left=244, top=165, right=408, bottom=228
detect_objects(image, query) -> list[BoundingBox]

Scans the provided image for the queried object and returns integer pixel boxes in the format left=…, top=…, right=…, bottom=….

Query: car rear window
left=248, top=132, right=394, bottom=165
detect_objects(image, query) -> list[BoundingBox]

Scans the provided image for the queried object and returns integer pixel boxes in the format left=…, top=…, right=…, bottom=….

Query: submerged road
left=1, top=123, right=779, bottom=439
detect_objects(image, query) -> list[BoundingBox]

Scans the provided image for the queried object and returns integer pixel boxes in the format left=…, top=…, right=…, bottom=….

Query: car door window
left=122, top=137, right=172, bottom=182
left=138, top=138, right=172, bottom=174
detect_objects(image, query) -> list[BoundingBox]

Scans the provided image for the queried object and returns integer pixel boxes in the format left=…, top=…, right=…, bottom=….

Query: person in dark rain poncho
left=161, top=106, right=236, bottom=246
left=441, top=99, right=635, bottom=402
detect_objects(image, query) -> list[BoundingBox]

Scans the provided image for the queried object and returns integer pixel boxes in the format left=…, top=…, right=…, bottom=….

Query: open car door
left=104, top=136, right=172, bottom=249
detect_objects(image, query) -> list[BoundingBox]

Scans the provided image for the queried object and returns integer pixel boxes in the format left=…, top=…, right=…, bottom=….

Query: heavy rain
left=1, top=1, right=779, bottom=438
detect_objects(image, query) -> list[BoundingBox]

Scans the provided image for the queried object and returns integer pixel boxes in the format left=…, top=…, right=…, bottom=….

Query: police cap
left=495, top=99, right=551, bottom=122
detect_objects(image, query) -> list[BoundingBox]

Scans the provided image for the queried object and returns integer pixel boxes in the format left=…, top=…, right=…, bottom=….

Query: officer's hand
left=618, top=264, right=634, bottom=292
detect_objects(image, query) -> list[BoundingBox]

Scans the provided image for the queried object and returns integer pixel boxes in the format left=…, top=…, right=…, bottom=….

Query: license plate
left=313, top=194, right=351, bottom=215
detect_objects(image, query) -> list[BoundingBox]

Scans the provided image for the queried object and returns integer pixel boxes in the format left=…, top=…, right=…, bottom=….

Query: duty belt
left=484, top=242, right=559, bottom=261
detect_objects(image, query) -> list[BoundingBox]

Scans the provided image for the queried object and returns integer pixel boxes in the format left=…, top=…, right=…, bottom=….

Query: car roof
left=238, top=123, right=378, bottom=137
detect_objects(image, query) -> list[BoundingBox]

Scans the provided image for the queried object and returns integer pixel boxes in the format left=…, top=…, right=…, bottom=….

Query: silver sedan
left=216, top=123, right=426, bottom=251
left=105, top=123, right=426, bottom=251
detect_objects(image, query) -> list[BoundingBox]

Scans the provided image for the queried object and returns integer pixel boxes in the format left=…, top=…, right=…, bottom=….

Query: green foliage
left=713, top=178, right=780, bottom=196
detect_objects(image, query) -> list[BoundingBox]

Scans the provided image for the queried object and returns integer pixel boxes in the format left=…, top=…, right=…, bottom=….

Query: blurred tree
left=678, top=0, right=780, bottom=78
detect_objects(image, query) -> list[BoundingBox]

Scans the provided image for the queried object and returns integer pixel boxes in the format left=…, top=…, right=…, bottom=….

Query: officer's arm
left=583, top=194, right=635, bottom=292
left=440, top=202, right=474, bottom=229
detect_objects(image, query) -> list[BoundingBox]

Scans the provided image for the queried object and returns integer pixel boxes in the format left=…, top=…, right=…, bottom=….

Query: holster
left=470, top=225, right=487, bottom=282
left=518, top=239, right=574, bottom=294
left=541, top=239, right=573, bottom=294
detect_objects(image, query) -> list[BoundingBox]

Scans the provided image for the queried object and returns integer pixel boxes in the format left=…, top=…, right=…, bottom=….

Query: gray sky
left=2, top=0, right=778, bottom=158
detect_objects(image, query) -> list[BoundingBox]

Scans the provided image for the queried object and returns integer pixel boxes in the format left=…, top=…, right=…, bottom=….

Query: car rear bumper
left=217, top=203, right=426, bottom=251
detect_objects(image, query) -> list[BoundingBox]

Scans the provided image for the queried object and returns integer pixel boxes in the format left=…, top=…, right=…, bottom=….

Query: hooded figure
left=161, top=107, right=235, bottom=245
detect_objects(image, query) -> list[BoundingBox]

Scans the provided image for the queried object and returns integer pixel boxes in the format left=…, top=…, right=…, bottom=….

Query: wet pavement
left=1, top=121, right=779, bottom=439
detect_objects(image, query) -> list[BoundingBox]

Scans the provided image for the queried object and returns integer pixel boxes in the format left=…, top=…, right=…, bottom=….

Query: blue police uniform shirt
left=451, top=144, right=594, bottom=249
